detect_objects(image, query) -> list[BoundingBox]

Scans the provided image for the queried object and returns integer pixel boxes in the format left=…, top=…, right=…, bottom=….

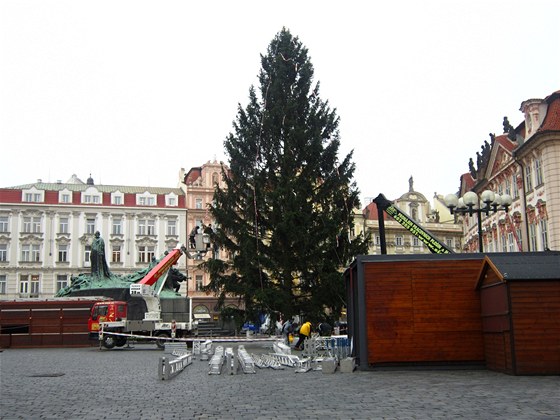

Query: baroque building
left=0, top=174, right=187, bottom=299
left=457, top=90, right=560, bottom=252
left=179, top=159, right=240, bottom=321
left=354, top=178, right=463, bottom=254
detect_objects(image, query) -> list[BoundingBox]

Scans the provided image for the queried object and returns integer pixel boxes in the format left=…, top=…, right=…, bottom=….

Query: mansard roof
left=4, top=181, right=183, bottom=195
left=538, top=90, right=560, bottom=133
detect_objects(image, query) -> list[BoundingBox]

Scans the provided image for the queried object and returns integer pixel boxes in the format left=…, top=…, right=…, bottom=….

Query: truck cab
left=88, top=300, right=127, bottom=338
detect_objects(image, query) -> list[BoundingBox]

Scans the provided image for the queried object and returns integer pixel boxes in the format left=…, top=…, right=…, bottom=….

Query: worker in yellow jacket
left=294, top=321, right=312, bottom=350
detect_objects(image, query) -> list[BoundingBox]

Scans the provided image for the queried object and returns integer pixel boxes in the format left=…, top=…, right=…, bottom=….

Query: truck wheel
left=155, top=332, right=170, bottom=349
left=102, top=335, right=117, bottom=349
left=115, top=336, right=128, bottom=347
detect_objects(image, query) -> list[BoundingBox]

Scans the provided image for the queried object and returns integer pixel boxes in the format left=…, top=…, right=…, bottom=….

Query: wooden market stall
left=476, top=252, right=560, bottom=375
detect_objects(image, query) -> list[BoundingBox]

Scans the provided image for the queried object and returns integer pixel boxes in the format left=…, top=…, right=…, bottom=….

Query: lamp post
left=444, top=190, right=513, bottom=253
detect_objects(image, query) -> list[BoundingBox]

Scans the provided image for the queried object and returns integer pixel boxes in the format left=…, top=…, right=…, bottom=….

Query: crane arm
left=373, top=194, right=453, bottom=254
left=138, top=245, right=186, bottom=286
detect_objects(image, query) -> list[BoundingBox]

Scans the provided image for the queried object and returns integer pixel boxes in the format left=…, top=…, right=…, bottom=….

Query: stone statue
left=409, top=176, right=414, bottom=192
left=468, top=158, right=476, bottom=178
left=91, top=231, right=111, bottom=279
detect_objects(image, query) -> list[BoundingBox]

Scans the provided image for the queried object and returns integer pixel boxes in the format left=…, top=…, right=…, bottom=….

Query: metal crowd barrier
left=158, top=352, right=193, bottom=380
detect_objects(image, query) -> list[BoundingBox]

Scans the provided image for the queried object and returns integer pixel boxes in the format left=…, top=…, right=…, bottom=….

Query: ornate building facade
left=354, top=179, right=463, bottom=254
left=179, top=159, right=240, bottom=321
left=457, top=90, right=560, bottom=252
left=0, top=175, right=187, bottom=299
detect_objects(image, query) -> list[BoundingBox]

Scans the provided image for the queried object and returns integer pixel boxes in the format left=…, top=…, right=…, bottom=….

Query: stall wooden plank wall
left=480, top=266, right=560, bottom=375
left=0, top=299, right=99, bottom=348
left=510, top=281, right=560, bottom=374
left=364, top=259, right=484, bottom=365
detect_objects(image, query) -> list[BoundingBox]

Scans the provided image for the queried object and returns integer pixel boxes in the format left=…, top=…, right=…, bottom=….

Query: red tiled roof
left=363, top=201, right=380, bottom=220
left=538, top=90, right=560, bottom=132
left=494, top=134, right=517, bottom=152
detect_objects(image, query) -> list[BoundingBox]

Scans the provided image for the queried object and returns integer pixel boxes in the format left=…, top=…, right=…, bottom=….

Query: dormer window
left=166, top=192, right=178, bottom=207
left=81, top=186, right=102, bottom=205
left=137, top=192, right=157, bottom=206
left=520, top=98, right=547, bottom=139
left=22, top=187, right=44, bottom=203
left=111, top=191, right=124, bottom=205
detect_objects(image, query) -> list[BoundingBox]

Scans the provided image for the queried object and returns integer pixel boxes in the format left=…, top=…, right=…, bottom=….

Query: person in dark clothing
left=203, top=224, right=214, bottom=249
left=189, top=226, right=199, bottom=249
left=317, top=322, right=332, bottom=337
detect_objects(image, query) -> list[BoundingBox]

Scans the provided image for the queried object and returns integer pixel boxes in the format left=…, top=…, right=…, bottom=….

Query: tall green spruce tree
left=204, top=28, right=369, bottom=325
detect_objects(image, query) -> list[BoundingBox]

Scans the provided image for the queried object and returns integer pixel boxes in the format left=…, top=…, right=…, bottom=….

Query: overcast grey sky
left=1, top=1, right=559, bottom=203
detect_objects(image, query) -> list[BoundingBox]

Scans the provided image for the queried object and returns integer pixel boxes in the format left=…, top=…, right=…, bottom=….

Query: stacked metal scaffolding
left=208, top=345, right=225, bottom=375
left=237, top=345, right=256, bottom=374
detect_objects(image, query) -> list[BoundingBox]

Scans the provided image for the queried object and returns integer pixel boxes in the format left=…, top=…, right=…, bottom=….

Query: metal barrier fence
left=158, top=351, right=193, bottom=380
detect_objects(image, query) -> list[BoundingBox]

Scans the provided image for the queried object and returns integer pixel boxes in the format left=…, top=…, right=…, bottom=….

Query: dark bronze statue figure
left=91, top=231, right=112, bottom=279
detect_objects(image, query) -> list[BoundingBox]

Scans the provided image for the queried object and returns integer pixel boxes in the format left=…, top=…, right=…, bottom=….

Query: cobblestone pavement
left=1, top=342, right=559, bottom=419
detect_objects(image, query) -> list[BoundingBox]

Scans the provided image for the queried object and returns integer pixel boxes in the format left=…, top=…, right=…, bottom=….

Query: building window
left=501, top=234, right=507, bottom=252
left=515, top=228, right=523, bottom=250
left=83, top=194, right=101, bottom=204
left=505, top=178, right=511, bottom=196
left=21, top=245, right=30, bottom=261
left=30, top=275, right=39, bottom=297
left=32, top=217, right=41, bottom=233
left=138, top=219, right=155, bottom=236
left=446, top=238, right=453, bottom=249
left=0, top=216, right=8, bottom=233
left=195, top=198, right=203, bottom=209
left=395, top=235, right=403, bottom=246
left=507, top=232, right=515, bottom=252
left=112, top=218, right=122, bottom=235
left=86, top=218, right=96, bottom=234
left=84, top=245, right=91, bottom=266
left=23, top=192, right=43, bottom=202
left=58, top=244, right=68, bottom=262
left=539, top=219, right=549, bottom=250
left=23, top=218, right=31, bottom=233
left=20, top=274, right=39, bottom=296
left=512, top=175, right=519, bottom=199
left=166, top=195, right=177, bottom=207
left=167, top=220, right=177, bottom=236
left=375, top=235, right=380, bottom=246
left=535, top=158, right=544, bottom=186
left=23, top=217, right=41, bottom=233
left=195, top=275, right=203, bottom=292
left=112, top=194, right=123, bottom=205
left=61, top=193, right=71, bottom=203
left=21, top=244, right=40, bottom=262
left=138, top=220, right=146, bottom=235
left=112, top=245, right=121, bottom=263
left=147, top=220, right=155, bottom=235
left=31, top=245, right=40, bottom=262
left=19, top=275, right=29, bottom=295
left=0, top=275, right=6, bottom=294
left=412, top=237, right=420, bottom=247
left=138, top=196, right=155, bottom=206
left=138, top=246, right=155, bottom=263
left=0, top=244, right=7, bottom=262
left=525, top=163, right=533, bottom=191
left=59, top=217, right=69, bottom=234
left=529, top=223, right=538, bottom=251
left=56, top=275, right=68, bottom=292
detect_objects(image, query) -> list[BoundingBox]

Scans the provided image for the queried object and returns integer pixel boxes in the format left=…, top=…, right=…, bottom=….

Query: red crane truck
left=88, top=244, right=197, bottom=349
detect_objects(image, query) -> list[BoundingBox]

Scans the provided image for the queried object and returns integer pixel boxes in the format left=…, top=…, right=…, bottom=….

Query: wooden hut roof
left=476, top=252, right=560, bottom=286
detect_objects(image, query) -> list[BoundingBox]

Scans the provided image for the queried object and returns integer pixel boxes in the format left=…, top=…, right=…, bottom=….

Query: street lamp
left=443, top=190, right=513, bottom=252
